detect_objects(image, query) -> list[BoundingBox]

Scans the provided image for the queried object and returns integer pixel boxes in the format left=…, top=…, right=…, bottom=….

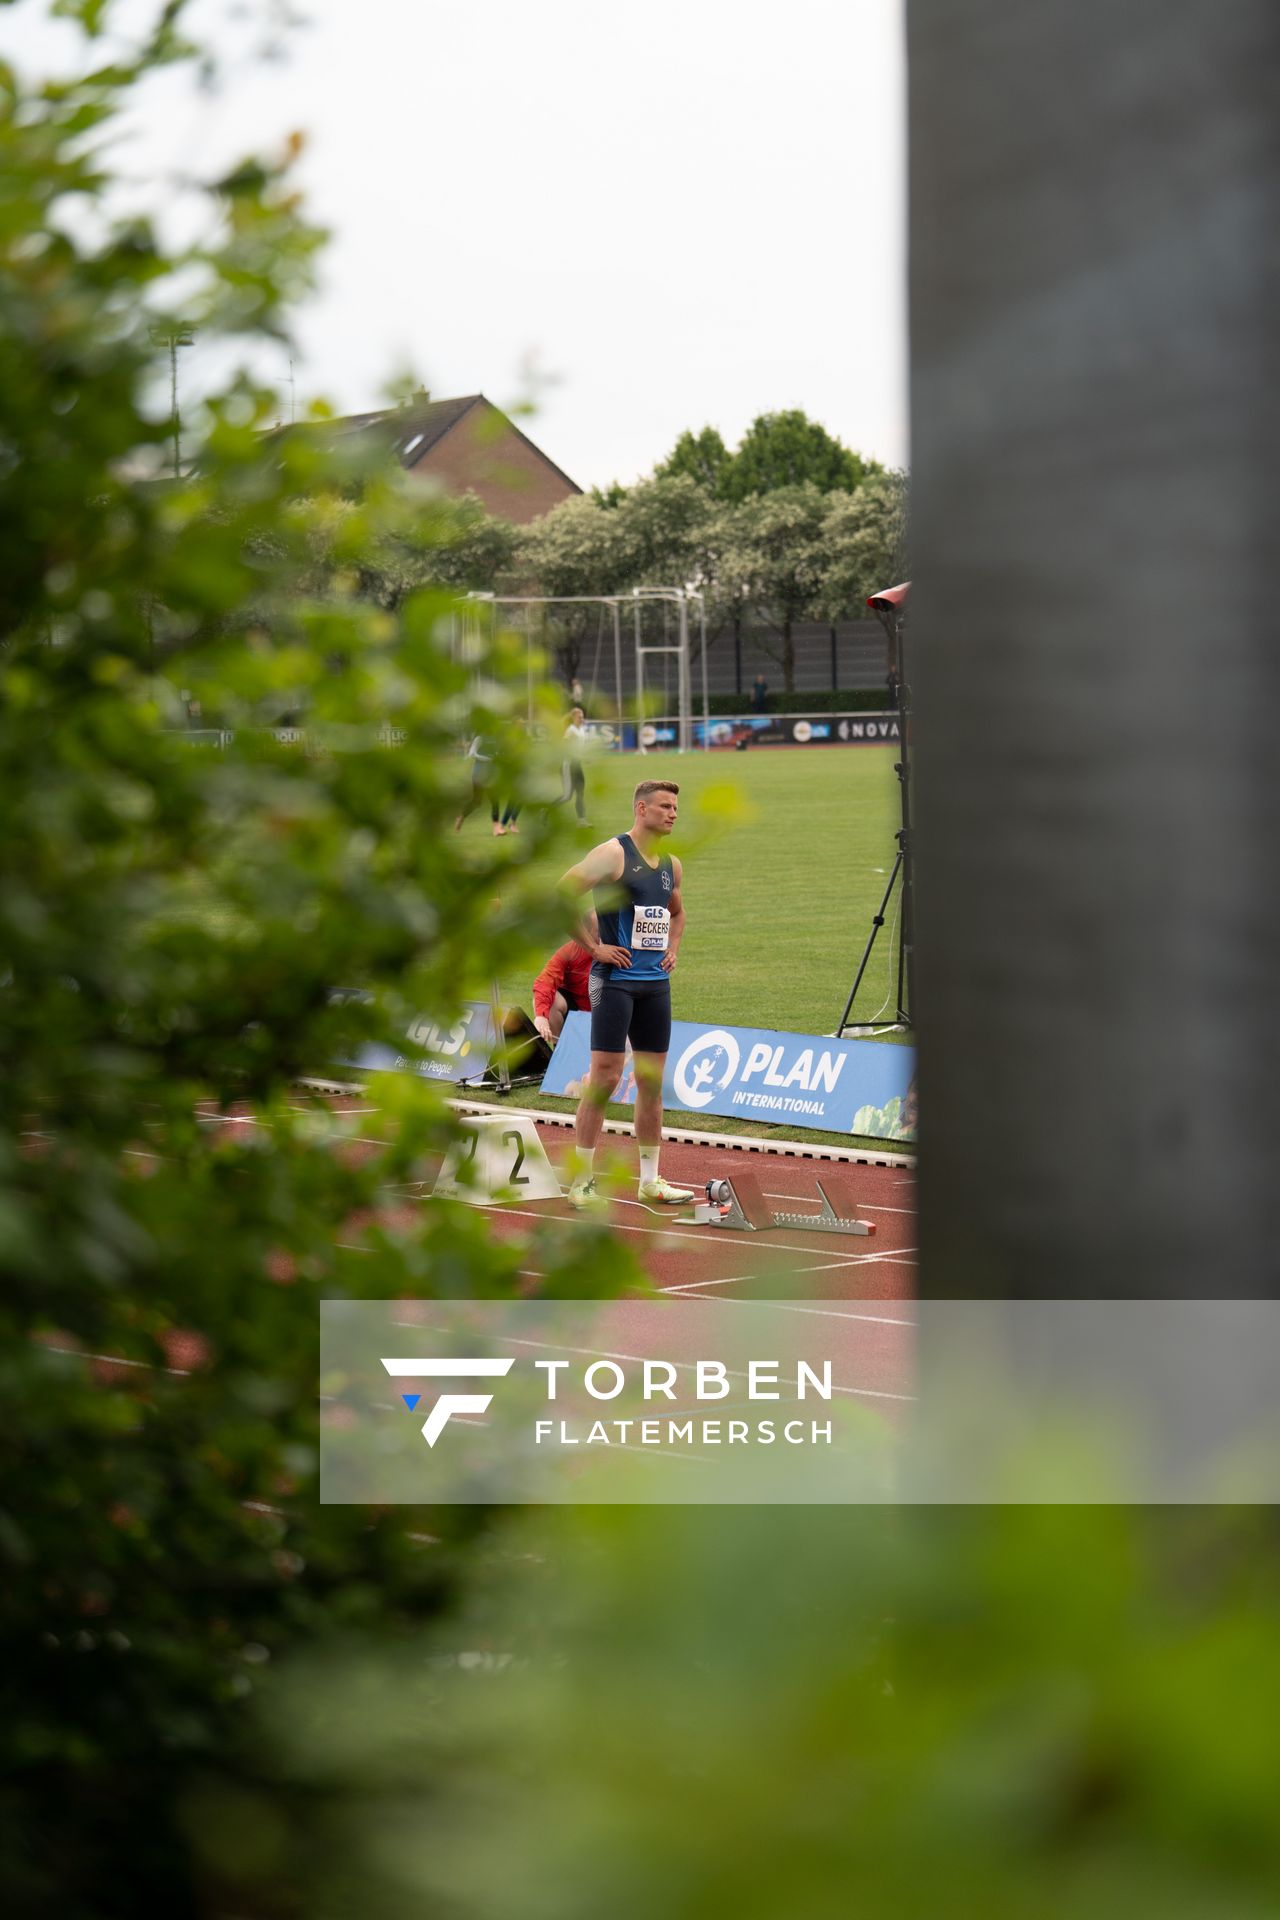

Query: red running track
left=312, top=1099, right=917, bottom=1306
left=44, top=1097, right=916, bottom=1418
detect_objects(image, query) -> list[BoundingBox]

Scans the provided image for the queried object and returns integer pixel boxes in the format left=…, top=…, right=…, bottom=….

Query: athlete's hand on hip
left=594, top=944, right=632, bottom=968
left=661, top=949, right=678, bottom=973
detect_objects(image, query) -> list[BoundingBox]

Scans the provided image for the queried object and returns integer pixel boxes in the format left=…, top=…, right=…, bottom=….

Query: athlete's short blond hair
left=633, top=780, right=680, bottom=808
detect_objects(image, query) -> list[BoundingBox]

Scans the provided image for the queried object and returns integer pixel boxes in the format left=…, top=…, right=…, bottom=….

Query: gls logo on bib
left=631, top=905, right=670, bottom=951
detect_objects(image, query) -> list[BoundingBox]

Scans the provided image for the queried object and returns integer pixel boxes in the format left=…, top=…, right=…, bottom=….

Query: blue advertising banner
left=690, top=713, right=901, bottom=750
left=579, top=713, right=901, bottom=753
left=336, top=1000, right=500, bottom=1084
left=541, top=1014, right=916, bottom=1141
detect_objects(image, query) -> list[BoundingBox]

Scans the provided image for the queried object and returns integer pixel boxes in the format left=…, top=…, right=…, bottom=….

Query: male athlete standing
left=559, top=779, right=697, bottom=1210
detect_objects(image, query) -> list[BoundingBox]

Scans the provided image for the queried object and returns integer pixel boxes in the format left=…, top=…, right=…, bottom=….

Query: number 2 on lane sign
left=431, top=1115, right=560, bottom=1205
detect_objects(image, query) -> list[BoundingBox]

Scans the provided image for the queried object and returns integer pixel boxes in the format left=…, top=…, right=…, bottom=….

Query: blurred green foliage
left=0, top=7, right=639, bottom=1911
left=224, top=1504, right=1280, bottom=1920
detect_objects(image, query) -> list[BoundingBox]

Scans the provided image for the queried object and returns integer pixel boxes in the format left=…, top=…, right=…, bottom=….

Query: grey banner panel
left=320, top=1300, right=1278, bottom=1505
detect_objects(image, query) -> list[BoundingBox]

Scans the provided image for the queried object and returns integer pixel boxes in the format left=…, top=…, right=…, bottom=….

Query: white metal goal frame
left=466, top=588, right=710, bottom=752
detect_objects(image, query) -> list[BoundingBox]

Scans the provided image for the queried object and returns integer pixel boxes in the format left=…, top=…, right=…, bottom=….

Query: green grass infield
left=471, top=745, right=912, bottom=1151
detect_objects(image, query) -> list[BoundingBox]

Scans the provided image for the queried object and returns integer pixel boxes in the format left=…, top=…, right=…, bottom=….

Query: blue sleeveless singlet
left=591, top=833, right=674, bottom=991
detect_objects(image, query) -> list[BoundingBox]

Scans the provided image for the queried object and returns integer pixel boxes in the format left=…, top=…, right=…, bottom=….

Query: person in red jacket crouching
left=532, top=937, right=594, bottom=1046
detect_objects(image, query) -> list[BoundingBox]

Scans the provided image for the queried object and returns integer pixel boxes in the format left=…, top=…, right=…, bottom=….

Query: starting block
left=691, top=1168, right=876, bottom=1237
left=689, top=1167, right=774, bottom=1231
left=433, top=1113, right=561, bottom=1205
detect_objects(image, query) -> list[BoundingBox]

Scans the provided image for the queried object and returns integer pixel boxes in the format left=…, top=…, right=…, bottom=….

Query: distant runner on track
left=558, top=779, right=697, bottom=1211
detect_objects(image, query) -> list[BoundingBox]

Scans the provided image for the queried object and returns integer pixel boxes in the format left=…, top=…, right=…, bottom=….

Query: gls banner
left=334, top=999, right=499, bottom=1084
left=541, top=1014, right=916, bottom=1140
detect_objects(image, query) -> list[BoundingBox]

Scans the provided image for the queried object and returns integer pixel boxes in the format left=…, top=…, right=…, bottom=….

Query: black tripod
left=836, top=586, right=914, bottom=1034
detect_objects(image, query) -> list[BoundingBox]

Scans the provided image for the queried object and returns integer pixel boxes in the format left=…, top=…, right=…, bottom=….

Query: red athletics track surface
left=341, top=1098, right=917, bottom=1415
left=312, top=1097, right=916, bottom=1304
left=38, top=1096, right=914, bottom=1427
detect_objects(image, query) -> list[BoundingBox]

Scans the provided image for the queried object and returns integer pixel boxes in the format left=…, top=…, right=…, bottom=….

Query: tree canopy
left=652, top=410, right=880, bottom=505
left=713, top=485, right=833, bottom=687
left=654, top=424, right=733, bottom=496
left=512, top=469, right=909, bottom=687
left=725, top=409, right=879, bottom=500
left=813, top=471, right=911, bottom=622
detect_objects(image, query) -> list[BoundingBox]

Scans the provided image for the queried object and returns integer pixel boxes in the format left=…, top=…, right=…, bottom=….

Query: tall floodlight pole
left=151, top=324, right=194, bottom=477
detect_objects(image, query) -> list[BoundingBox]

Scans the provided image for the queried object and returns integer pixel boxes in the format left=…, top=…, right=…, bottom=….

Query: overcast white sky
left=6, top=0, right=908, bottom=490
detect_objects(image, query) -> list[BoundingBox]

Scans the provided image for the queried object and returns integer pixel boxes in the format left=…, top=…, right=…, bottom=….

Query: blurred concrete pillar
left=910, top=3, right=1279, bottom=1296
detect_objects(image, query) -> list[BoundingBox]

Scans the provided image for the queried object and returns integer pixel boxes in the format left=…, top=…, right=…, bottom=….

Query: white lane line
left=446, top=1098, right=917, bottom=1168
left=657, top=1255, right=884, bottom=1295
left=658, top=1273, right=789, bottom=1294
left=291, top=1087, right=917, bottom=1169
left=659, top=1250, right=913, bottom=1296
left=86, top=1100, right=914, bottom=1179
left=39, top=1344, right=191, bottom=1377
left=220, top=1110, right=919, bottom=1211
left=481, top=1204, right=889, bottom=1261
left=337, top=1222, right=907, bottom=1300
left=648, top=1379, right=915, bottom=1417
left=611, top=1196, right=706, bottom=1218
left=670, top=1296, right=917, bottom=1327
left=336, top=1245, right=546, bottom=1290
left=348, top=1184, right=916, bottom=1264
left=761, top=1190, right=915, bottom=1218
left=299, top=1107, right=378, bottom=1116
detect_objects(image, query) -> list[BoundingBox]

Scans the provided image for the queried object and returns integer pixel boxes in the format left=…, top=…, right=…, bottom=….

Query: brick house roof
left=330, top=393, right=479, bottom=460
left=278, top=394, right=580, bottom=521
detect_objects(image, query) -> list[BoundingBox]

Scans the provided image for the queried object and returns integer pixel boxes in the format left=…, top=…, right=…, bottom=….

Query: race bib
left=631, top=905, right=670, bottom=951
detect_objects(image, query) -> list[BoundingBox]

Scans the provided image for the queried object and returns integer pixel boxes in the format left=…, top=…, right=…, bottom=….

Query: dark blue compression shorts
left=589, top=977, right=672, bottom=1055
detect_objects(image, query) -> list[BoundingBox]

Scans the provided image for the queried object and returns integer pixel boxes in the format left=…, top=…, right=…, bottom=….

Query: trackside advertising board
left=541, top=1014, right=916, bottom=1141
left=581, top=712, right=901, bottom=753
left=693, top=713, right=901, bottom=749
left=334, top=999, right=499, bottom=1084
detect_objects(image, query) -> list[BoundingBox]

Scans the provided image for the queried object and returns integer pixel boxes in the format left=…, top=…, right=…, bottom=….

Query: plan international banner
left=541, top=1014, right=916, bottom=1140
